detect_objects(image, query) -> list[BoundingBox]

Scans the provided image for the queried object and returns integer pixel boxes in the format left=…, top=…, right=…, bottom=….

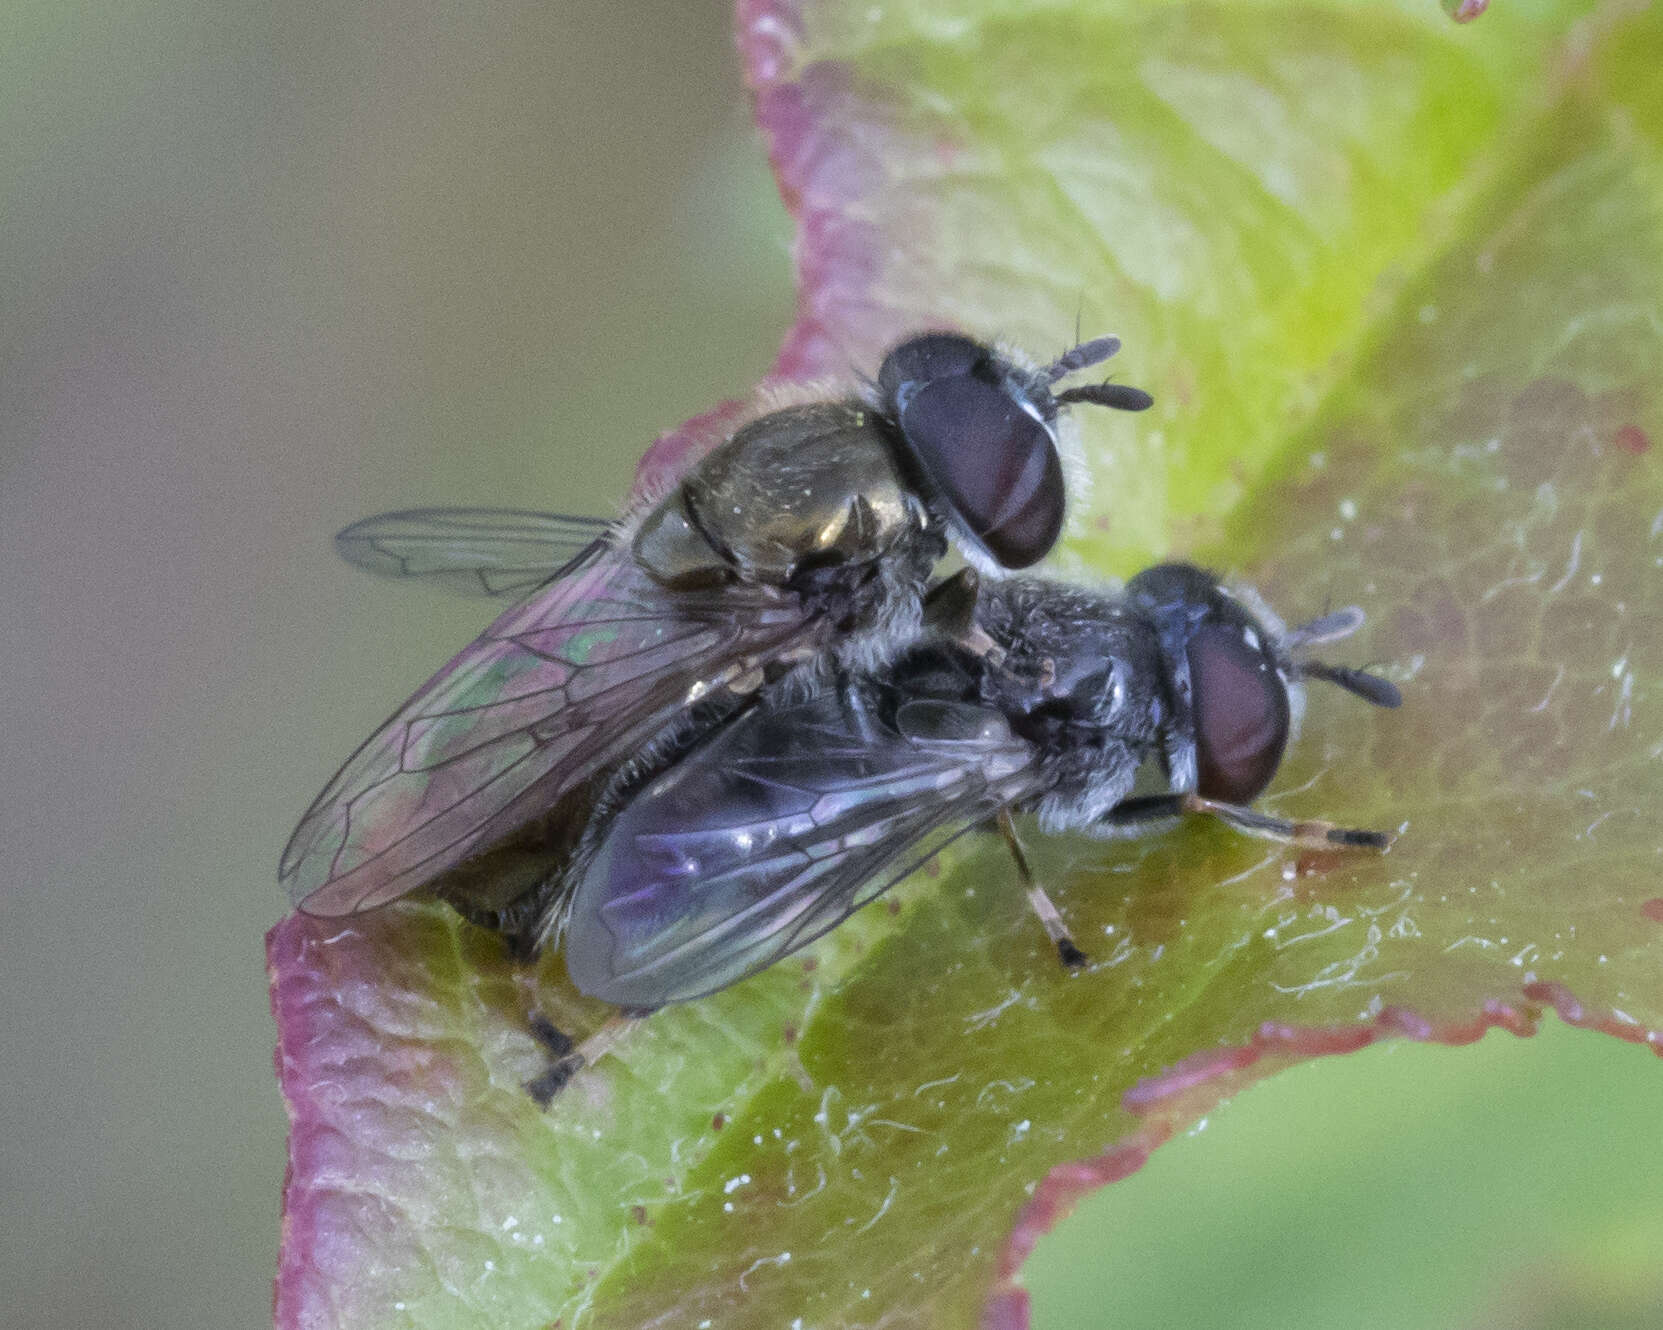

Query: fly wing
left=334, top=508, right=613, bottom=597
left=282, top=538, right=824, bottom=915
left=563, top=678, right=1044, bottom=1008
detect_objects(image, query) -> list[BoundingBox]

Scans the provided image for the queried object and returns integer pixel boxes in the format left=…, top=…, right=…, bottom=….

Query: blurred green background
left=2, top=3, right=1659, bottom=1328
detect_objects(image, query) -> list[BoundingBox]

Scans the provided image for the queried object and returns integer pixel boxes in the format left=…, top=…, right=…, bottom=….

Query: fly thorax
left=1031, top=724, right=1148, bottom=834
left=805, top=539, right=934, bottom=675
left=687, top=401, right=921, bottom=580
left=632, top=494, right=730, bottom=587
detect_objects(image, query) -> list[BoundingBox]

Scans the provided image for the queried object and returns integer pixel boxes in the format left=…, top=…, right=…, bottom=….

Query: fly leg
left=1100, top=792, right=1393, bottom=850
left=1180, top=793, right=1395, bottom=850
left=1096, top=793, right=1186, bottom=834
left=922, top=568, right=1005, bottom=664
left=524, top=1009, right=651, bottom=1106
left=997, top=809, right=1087, bottom=970
left=524, top=1015, right=582, bottom=1105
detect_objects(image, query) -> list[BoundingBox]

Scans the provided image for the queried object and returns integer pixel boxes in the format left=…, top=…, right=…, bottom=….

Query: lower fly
left=527, top=563, right=1400, bottom=1101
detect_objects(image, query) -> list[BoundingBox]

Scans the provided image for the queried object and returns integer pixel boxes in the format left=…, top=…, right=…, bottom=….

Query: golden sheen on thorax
left=635, top=400, right=922, bottom=587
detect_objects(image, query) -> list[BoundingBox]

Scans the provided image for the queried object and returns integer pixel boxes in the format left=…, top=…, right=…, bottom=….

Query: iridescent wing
left=335, top=508, right=613, bottom=597
left=282, top=538, right=825, bottom=915
left=563, top=678, right=1045, bottom=1008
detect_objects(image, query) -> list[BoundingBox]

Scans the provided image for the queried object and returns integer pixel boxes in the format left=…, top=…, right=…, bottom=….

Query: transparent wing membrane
left=335, top=508, right=613, bottom=597
left=282, top=543, right=820, bottom=914
left=564, top=680, right=1044, bottom=1007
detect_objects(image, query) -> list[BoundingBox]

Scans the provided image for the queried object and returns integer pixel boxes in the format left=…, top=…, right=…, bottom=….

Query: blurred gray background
left=1, top=3, right=788, bottom=1326
left=3, top=3, right=1660, bottom=1329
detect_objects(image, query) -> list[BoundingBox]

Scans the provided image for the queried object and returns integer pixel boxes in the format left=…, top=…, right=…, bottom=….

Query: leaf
left=269, top=2, right=1663, bottom=1328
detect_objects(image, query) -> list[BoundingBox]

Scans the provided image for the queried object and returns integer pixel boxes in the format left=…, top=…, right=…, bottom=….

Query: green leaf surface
left=270, top=2, right=1663, bottom=1327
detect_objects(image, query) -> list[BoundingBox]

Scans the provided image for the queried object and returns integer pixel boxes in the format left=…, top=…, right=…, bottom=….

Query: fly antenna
left=1284, top=606, right=1365, bottom=649
left=1299, top=660, right=1402, bottom=709
left=1054, top=381, right=1155, bottom=412
left=1043, top=335, right=1121, bottom=383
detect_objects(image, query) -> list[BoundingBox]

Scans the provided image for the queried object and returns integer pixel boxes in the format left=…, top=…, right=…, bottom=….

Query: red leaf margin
left=980, top=994, right=1662, bottom=1329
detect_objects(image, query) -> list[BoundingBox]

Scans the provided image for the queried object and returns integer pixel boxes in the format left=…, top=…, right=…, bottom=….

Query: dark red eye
left=877, top=332, right=985, bottom=393
left=894, top=377, right=1063, bottom=567
left=878, top=334, right=1064, bottom=569
left=1188, top=622, right=1289, bottom=804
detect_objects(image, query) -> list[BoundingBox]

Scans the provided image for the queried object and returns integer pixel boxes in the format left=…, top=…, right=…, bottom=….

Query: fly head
left=876, top=333, right=1153, bottom=572
left=1126, top=563, right=1401, bottom=806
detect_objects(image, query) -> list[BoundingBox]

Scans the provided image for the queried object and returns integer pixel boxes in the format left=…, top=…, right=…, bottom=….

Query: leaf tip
left=1442, top=0, right=1490, bottom=22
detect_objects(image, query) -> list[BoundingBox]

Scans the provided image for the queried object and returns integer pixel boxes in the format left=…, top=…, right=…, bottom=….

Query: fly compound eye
left=1188, top=622, right=1290, bottom=804
left=877, top=332, right=987, bottom=407
left=897, top=378, right=1064, bottom=568
left=878, top=335, right=1064, bottom=569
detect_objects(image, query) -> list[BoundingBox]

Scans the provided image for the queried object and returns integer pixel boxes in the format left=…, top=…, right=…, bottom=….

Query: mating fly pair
left=280, top=332, right=1152, bottom=930
left=280, top=331, right=1399, bottom=1098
